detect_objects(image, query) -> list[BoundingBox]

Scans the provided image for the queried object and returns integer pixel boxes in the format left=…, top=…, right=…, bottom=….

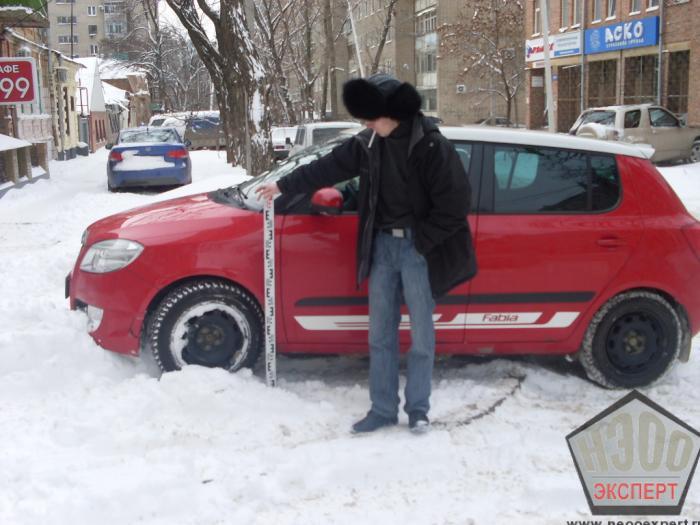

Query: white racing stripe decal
left=295, top=312, right=580, bottom=331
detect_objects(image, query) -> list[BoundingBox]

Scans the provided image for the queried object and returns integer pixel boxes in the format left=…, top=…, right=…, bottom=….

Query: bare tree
left=438, top=0, right=525, bottom=123
left=367, top=0, right=399, bottom=75
left=163, top=0, right=271, bottom=172
left=252, top=0, right=299, bottom=125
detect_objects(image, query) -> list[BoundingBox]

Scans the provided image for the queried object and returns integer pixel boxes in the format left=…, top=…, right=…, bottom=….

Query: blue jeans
left=368, top=228, right=436, bottom=418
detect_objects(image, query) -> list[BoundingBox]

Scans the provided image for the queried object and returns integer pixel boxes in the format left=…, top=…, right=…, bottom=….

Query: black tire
left=146, top=279, right=263, bottom=373
left=579, top=291, right=682, bottom=388
left=690, top=140, right=700, bottom=164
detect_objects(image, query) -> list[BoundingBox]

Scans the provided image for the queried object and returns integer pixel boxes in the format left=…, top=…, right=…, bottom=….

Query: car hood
left=85, top=192, right=255, bottom=245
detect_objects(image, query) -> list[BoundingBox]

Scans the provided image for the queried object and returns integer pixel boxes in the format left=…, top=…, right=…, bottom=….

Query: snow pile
left=0, top=152, right=699, bottom=524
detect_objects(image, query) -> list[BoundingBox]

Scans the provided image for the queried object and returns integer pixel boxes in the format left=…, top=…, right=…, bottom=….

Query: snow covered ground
left=1, top=150, right=700, bottom=525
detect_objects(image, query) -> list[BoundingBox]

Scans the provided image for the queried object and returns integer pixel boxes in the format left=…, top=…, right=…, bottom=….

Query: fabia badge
left=567, top=390, right=700, bottom=515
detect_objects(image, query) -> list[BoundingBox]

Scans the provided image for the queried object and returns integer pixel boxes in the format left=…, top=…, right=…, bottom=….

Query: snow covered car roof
left=439, top=126, right=653, bottom=159
left=299, top=121, right=362, bottom=129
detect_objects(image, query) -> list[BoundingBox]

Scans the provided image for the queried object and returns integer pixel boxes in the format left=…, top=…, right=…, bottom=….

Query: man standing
left=256, top=74, right=476, bottom=434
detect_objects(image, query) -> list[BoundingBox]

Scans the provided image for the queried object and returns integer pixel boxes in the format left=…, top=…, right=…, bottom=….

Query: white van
left=288, top=121, right=362, bottom=156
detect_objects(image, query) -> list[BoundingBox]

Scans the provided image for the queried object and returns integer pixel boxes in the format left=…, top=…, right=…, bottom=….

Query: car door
left=465, top=143, right=642, bottom=346
left=280, top=141, right=478, bottom=348
left=648, top=107, right=683, bottom=161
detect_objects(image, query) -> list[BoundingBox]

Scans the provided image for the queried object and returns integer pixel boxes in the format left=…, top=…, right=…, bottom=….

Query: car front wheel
left=147, top=279, right=263, bottom=373
left=579, top=291, right=682, bottom=388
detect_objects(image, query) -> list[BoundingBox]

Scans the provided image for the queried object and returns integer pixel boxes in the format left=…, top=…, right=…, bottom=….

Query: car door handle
left=597, top=236, right=625, bottom=248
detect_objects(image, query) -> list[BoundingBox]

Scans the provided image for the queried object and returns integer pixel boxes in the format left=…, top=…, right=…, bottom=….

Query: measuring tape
left=263, top=197, right=277, bottom=387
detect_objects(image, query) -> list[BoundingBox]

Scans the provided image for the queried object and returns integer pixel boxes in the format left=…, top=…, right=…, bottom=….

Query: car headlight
left=80, top=239, right=144, bottom=273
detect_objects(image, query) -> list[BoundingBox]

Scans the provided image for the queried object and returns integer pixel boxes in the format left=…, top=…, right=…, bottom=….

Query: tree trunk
left=323, top=0, right=337, bottom=119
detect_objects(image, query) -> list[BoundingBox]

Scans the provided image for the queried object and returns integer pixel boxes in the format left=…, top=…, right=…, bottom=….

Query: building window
left=630, top=0, right=641, bottom=12
left=623, top=55, right=658, bottom=105
left=57, top=16, right=77, bottom=24
left=561, top=0, right=570, bottom=27
left=588, top=60, right=617, bottom=106
left=534, top=0, right=541, bottom=34
left=87, top=5, right=96, bottom=16
left=90, top=44, right=99, bottom=56
left=607, top=0, right=616, bottom=18
left=417, top=49, right=436, bottom=74
left=104, top=3, right=122, bottom=14
left=666, top=51, right=689, bottom=116
left=648, top=0, right=659, bottom=8
left=419, top=88, right=437, bottom=113
left=416, top=9, right=437, bottom=36
left=593, top=0, right=602, bottom=20
left=107, top=23, right=123, bottom=34
left=88, top=25, right=98, bottom=36
left=58, top=35, right=79, bottom=44
left=572, top=0, right=581, bottom=25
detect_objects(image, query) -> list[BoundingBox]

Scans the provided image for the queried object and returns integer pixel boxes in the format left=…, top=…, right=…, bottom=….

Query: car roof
left=440, top=126, right=652, bottom=159
left=582, top=103, right=655, bottom=112
left=120, top=126, right=180, bottom=133
left=300, top=121, right=362, bottom=129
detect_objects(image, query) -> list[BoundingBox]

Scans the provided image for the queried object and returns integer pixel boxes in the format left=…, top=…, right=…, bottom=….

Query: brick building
left=524, top=0, right=696, bottom=131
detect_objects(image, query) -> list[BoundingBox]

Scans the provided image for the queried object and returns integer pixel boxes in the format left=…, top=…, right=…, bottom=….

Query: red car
left=67, top=128, right=700, bottom=388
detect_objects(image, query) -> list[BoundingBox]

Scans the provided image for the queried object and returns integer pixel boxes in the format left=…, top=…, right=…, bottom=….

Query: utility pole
left=347, top=0, right=365, bottom=77
left=541, top=0, right=555, bottom=132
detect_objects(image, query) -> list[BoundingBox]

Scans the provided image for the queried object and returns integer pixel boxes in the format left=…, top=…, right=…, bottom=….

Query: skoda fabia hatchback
left=67, top=127, right=700, bottom=388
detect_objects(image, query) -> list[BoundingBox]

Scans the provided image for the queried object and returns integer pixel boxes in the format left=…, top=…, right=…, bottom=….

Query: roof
left=0, top=134, right=32, bottom=153
left=583, top=103, right=656, bottom=112
left=99, top=59, right=146, bottom=80
left=440, top=126, right=653, bottom=159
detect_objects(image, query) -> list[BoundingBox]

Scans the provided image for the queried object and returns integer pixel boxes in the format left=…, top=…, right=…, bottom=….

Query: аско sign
left=567, top=390, right=700, bottom=515
left=585, top=16, right=659, bottom=55
left=0, top=58, right=39, bottom=105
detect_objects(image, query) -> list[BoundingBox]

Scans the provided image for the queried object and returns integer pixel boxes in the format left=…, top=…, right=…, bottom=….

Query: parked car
left=271, top=126, right=298, bottom=161
left=184, top=111, right=225, bottom=150
left=570, top=104, right=700, bottom=163
left=106, top=127, right=192, bottom=191
left=69, top=127, right=700, bottom=388
left=147, top=113, right=188, bottom=139
left=288, top=121, right=362, bottom=156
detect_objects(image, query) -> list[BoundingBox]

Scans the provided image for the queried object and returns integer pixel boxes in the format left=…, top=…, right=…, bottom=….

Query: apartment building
left=309, top=0, right=524, bottom=126
left=46, top=0, right=130, bottom=59
left=525, top=0, right=697, bottom=131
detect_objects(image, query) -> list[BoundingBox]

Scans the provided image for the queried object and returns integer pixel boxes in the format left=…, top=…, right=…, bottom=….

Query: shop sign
left=585, top=16, right=659, bottom=55
left=0, top=58, right=38, bottom=105
left=525, top=31, right=582, bottom=63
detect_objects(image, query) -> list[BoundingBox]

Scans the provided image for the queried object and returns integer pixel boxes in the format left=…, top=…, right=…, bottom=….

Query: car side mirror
left=311, top=188, right=343, bottom=215
left=285, top=137, right=292, bottom=145
left=184, top=139, right=192, bottom=148
left=105, top=143, right=113, bottom=150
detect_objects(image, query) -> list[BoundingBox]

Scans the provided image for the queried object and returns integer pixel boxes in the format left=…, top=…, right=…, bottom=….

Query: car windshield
left=579, top=110, right=616, bottom=127
left=226, top=139, right=346, bottom=211
left=312, top=127, right=350, bottom=145
left=190, top=116, right=219, bottom=130
left=119, top=129, right=180, bottom=144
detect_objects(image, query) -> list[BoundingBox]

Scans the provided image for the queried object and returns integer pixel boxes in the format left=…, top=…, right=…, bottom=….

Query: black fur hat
left=342, top=73, right=422, bottom=121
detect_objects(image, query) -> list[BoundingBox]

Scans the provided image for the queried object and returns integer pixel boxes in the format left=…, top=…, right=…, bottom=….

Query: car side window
left=295, top=127, right=306, bottom=146
left=590, top=155, right=620, bottom=211
left=491, top=146, right=591, bottom=213
left=649, top=108, right=679, bottom=128
left=624, top=110, right=641, bottom=129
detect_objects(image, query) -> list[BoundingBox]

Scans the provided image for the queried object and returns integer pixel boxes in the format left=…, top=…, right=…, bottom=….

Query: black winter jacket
left=276, top=115, right=477, bottom=298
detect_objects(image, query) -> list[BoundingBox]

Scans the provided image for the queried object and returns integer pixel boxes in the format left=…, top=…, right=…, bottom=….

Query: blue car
left=106, top=127, right=192, bottom=191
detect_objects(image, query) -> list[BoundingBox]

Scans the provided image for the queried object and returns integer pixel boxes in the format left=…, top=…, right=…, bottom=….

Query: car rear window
left=489, top=145, right=620, bottom=214
left=119, top=129, right=180, bottom=144
left=580, top=110, right=616, bottom=127
left=312, top=127, right=348, bottom=145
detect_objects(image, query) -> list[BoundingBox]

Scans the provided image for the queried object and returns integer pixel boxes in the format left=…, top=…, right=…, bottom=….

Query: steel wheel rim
left=170, top=301, right=251, bottom=369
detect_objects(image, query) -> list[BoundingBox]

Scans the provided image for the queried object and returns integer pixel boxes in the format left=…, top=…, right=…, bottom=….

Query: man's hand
left=255, top=182, right=281, bottom=200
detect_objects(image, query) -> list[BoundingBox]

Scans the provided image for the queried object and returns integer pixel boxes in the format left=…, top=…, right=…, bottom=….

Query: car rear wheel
left=690, top=140, right=700, bottom=163
left=579, top=291, right=682, bottom=388
left=147, top=279, right=263, bottom=373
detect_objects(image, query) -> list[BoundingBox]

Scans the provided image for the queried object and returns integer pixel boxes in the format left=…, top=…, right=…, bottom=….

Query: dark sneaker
left=408, top=411, right=430, bottom=434
left=351, top=411, right=398, bottom=434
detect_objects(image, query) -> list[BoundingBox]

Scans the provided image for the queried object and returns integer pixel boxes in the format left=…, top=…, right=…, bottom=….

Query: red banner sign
left=0, top=58, right=39, bottom=105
